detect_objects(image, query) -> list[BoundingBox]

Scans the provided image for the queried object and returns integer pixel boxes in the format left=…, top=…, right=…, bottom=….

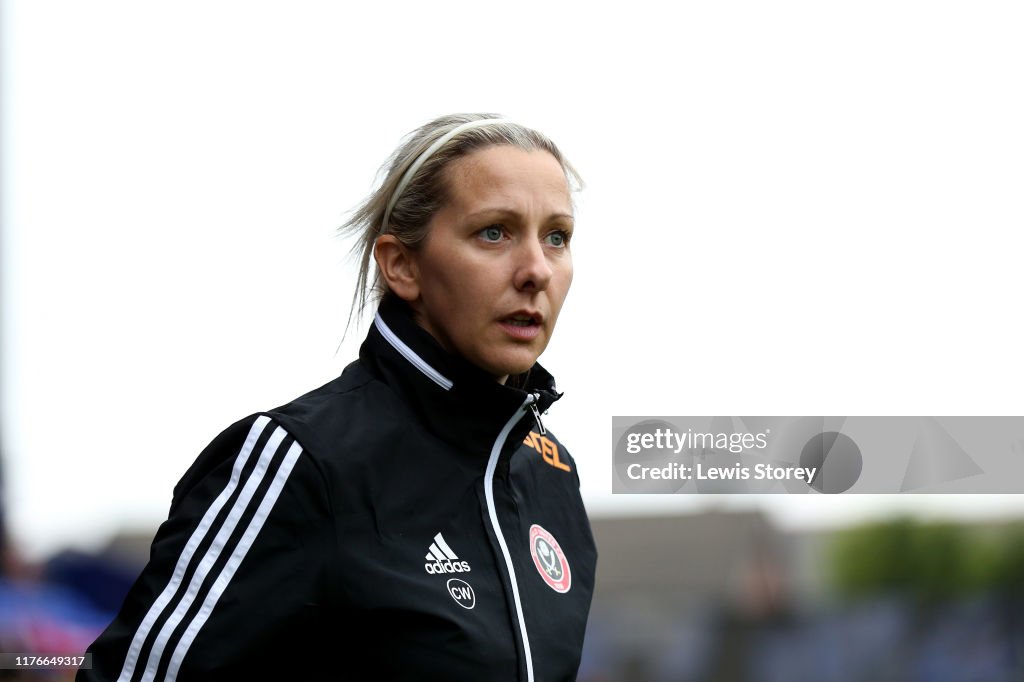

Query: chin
left=481, top=352, right=541, bottom=381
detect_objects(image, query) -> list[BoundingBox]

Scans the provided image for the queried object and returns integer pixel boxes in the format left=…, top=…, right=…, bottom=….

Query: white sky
left=3, top=1, right=1023, bottom=560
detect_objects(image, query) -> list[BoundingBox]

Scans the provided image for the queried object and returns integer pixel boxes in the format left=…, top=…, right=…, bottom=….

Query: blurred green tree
left=829, top=518, right=1024, bottom=602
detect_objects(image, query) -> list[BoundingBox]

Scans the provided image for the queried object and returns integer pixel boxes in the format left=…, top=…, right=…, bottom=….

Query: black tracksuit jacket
left=78, top=298, right=597, bottom=681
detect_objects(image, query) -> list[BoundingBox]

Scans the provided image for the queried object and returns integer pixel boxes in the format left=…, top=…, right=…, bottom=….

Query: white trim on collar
left=374, top=312, right=454, bottom=391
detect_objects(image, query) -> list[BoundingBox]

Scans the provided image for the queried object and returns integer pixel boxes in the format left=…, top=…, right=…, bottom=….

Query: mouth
left=501, top=310, right=544, bottom=325
left=498, top=311, right=544, bottom=339
left=504, top=314, right=538, bottom=326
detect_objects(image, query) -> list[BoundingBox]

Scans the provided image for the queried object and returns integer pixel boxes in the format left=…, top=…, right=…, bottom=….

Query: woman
left=79, top=114, right=597, bottom=682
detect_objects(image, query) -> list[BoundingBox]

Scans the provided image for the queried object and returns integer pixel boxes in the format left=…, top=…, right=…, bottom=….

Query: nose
left=513, top=237, right=553, bottom=292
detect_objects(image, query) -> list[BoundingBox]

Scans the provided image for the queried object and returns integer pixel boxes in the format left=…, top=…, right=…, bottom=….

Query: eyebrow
left=463, top=208, right=575, bottom=222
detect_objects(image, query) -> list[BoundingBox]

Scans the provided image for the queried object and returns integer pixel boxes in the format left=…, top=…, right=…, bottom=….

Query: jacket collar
left=359, top=296, right=562, bottom=470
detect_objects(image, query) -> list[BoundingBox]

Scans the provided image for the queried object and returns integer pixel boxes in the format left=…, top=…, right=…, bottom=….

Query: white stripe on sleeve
left=137, top=424, right=289, bottom=682
left=164, top=440, right=304, bottom=682
left=117, top=416, right=271, bottom=682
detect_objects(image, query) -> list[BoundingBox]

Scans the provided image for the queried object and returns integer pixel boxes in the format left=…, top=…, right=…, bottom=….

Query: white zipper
left=484, top=394, right=535, bottom=682
left=528, top=392, right=546, bottom=435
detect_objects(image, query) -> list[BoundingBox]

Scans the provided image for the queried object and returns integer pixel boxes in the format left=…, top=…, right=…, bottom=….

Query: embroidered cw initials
left=523, top=432, right=571, bottom=472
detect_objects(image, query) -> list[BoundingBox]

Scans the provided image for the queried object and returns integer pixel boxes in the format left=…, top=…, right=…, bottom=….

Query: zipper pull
left=528, top=393, right=547, bottom=435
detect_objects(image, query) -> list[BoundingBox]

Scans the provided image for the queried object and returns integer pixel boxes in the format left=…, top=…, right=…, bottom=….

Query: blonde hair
left=340, top=113, right=582, bottom=332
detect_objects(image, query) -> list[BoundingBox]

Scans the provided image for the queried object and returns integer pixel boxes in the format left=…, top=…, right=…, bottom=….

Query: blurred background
left=2, top=1, right=1022, bottom=680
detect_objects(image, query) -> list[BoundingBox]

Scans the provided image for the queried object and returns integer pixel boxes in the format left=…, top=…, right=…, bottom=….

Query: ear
left=374, top=235, right=421, bottom=302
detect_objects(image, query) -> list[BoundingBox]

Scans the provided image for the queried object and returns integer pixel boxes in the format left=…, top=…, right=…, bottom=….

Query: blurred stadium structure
left=3, top=510, right=1024, bottom=681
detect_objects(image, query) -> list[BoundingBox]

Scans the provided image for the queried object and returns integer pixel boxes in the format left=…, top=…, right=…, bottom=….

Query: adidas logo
left=424, top=532, right=472, bottom=575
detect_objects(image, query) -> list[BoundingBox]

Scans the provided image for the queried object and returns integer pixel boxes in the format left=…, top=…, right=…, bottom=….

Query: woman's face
left=408, top=145, right=574, bottom=383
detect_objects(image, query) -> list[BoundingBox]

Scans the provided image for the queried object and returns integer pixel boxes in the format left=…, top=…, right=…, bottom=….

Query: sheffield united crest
left=529, top=524, right=571, bottom=593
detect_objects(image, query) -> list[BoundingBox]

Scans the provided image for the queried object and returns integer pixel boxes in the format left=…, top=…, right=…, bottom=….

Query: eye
left=479, top=224, right=505, bottom=242
left=544, top=230, right=570, bottom=248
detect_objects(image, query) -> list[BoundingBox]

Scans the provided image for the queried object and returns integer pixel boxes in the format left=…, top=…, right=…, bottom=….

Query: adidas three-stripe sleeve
left=78, top=415, right=334, bottom=682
